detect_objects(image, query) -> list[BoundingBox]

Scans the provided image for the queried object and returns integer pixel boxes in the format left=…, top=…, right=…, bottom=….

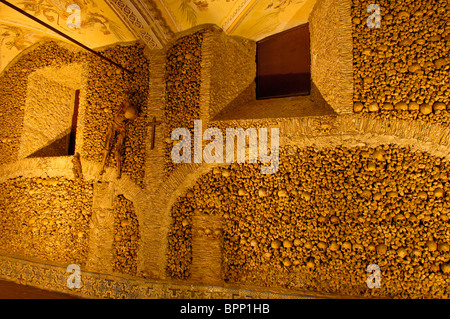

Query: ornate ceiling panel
left=152, top=0, right=316, bottom=40
left=0, top=0, right=137, bottom=71
left=105, top=0, right=174, bottom=49
left=0, top=0, right=316, bottom=73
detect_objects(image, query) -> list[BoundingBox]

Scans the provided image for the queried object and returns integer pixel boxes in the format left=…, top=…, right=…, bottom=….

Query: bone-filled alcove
left=0, top=0, right=449, bottom=299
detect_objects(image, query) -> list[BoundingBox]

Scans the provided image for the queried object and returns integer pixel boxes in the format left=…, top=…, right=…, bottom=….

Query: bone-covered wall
left=352, top=0, right=449, bottom=120
left=81, top=43, right=150, bottom=186
left=167, top=145, right=450, bottom=298
left=0, top=176, right=93, bottom=267
left=113, top=195, right=140, bottom=276
left=0, top=40, right=150, bottom=187
left=0, top=42, right=82, bottom=166
left=164, top=0, right=450, bottom=299
left=0, top=0, right=449, bottom=300
left=163, top=30, right=204, bottom=174
left=0, top=40, right=148, bottom=271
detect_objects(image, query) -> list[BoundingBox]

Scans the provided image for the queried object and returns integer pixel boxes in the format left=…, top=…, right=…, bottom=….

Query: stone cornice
left=105, top=0, right=174, bottom=49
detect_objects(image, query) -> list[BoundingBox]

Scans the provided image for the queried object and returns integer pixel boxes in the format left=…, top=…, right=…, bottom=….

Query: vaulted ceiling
left=0, top=0, right=316, bottom=72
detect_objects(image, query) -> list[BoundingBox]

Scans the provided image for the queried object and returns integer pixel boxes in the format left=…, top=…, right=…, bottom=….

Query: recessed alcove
left=211, top=22, right=337, bottom=121
left=19, top=64, right=83, bottom=159
left=208, top=0, right=352, bottom=122
left=256, top=23, right=312, bottom=100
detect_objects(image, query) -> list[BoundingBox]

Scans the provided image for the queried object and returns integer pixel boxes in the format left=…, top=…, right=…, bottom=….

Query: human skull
left=124, top=104, right=138, bottom=119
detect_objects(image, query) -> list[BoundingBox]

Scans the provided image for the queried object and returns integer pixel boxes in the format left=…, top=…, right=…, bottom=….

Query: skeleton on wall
left=99, top=94, right=139, bottom=178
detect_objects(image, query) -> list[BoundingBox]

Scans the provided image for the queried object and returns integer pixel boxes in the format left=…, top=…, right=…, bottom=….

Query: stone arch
left=145, top=163, right=214, bottom=279
left=156, top=113, right=450, bottom=280
left=0, top=39, right=84, bottom=77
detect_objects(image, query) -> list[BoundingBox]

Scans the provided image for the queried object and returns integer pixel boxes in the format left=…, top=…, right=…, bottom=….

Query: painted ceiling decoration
left=0, top=0, right=316, bottom=73
left=153, top=0, right=316, bottom=40
left=105, top=0, right=174, bottom=49
left=0, top=0, right=137, bottom=71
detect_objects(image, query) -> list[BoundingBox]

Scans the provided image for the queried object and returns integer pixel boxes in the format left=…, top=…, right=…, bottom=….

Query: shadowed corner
left=256, top=73, right=311, bottom=99
left=26, top=132, right=72, bottom=158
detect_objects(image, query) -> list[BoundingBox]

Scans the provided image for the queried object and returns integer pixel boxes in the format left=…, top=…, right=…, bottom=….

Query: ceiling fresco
left=0, top=0, right=316, bottom=72
left=0, top=0, right=137, bottom=71
left=154, top=0, right=316, bottom=40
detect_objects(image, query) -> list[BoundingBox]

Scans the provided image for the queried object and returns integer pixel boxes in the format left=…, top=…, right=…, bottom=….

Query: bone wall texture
left=0, top=42, right=82, bottom=165
left=167, top=145, right=450, bottom=298
left=20, top=75, right=77, bottom=158
left=352, top=0, right=449, bottom=121
left=0, top=0, right=449, bottom=299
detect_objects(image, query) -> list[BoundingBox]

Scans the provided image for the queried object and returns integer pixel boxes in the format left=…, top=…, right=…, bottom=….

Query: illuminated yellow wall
left=154, top=0, right=316, bottom=40
left=0, top=0, right=137, bottom=72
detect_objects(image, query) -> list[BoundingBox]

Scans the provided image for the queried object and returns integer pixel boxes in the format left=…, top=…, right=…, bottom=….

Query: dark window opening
left=68, top=89, right=80, bottom=156
left=256, top=23, right=311, bottom=99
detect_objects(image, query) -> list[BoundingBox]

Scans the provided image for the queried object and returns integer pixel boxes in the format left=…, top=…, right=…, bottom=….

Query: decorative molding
left=221, top=0, right=254, bottom=33
left=0, top=254, right=320, bottom=299
left=157, top=0, right=182, bottom=32
left=106, top=0, right=173, bottom=49
left=137, top=0, right=174, bottom=42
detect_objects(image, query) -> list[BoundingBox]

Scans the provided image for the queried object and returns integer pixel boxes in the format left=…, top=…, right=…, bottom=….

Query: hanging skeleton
left=99, top=96, right=138, bottom=179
